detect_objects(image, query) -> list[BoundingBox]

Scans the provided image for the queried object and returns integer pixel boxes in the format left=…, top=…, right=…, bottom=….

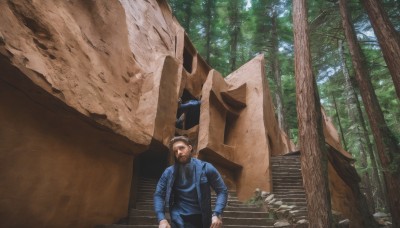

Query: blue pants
left=171, top=214, right=203, bottom=228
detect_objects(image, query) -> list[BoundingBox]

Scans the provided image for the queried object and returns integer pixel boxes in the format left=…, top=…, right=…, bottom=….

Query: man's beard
left=177, top=155, right=191, bottom=164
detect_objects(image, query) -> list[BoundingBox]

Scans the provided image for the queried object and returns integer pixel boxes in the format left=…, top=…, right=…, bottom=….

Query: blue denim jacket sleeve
left=206, top=163, right=228, bottom=215
left=153, top=167, right=172, bottom=222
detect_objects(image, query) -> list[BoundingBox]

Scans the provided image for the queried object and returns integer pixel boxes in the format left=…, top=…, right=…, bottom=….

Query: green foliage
left=168, top=0, right=399, bottom=173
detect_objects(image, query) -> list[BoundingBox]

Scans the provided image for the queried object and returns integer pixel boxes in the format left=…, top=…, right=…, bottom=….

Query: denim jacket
left=153, top=158, right=228, bottom=228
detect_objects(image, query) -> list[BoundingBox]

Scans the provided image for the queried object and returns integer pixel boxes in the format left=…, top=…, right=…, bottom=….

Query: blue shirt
left=172, top=160, right=202, bottom=215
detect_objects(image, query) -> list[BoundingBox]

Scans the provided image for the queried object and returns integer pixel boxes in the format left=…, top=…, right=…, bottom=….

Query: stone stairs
left=270, top=154, right=308, bottom=222
left=97, top=177, right=275, bottom=227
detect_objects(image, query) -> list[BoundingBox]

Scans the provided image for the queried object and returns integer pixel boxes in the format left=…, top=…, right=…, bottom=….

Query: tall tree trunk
left=338, top=39, right=381, bottom=213
left=352, top=79, right=388, bottom=211
left=182, top=0, right=192, bottom=34
left=293, top=1, right=333, bottom=227
left=251, top=0, right=270, bottom=57
left=360, top=0, right=400, bottom=99
left=359, top=145, right=375, bottom=213
left=271, top=9, right=287, bottom=133
left=331, top=93, right=348, bottom=151
left=204, top=0, right=214, bottom=63
left=228, top=0, right=241, bottom=72
left=339, top=0, right=400, bottom=226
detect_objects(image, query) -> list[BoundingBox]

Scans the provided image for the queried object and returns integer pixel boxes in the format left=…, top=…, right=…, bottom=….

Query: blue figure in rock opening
left=176, top=99, right=201, bottom=130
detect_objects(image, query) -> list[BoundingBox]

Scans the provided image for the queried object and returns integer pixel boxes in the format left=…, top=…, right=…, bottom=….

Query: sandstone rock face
left=0, top=0, right=365, bottom=227
left=0, top=0, right=181, bottom=226
left=0, top=77, right=133, bottom=227
left=196, top=55, right=286, bottom=198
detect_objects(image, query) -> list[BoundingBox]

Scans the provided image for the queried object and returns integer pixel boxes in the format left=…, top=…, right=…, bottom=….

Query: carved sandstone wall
left=0, top=0, right=179, bottom=226
left=0, top=70, right=133, bottom=227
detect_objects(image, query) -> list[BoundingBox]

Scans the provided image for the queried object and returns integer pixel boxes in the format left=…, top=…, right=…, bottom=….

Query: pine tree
left=339, top=0, right=400, bottom=225
left=293, top=0, right=333, bottom=227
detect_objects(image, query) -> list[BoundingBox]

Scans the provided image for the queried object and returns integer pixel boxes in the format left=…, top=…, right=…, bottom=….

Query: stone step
left=273, top=191, right=306, bottom=195
left=273, top=183, right=303, bottom=187
left=273, top=185, right=304, bottom=189
left=137, top=188, right=238, bottom=196
left=273, top=181, right=302, bottom=184
left=137, top=196, right=243, bottom=204
left=271, top=173, right=302, bottom=176
left=130, top=209, right=270, bottom=218
left=271, top=168, right=301, bottom=172
left=271, top=156, right=300, bottom=159
left=129, top=216, right=158, bottom=225
left=275, top=193, right=306, bottom=198
left=273, top=186, right=304, bottom=191
left=135, top=201, right=248, bottom=209
left=274, top=186, right=304, bottom=190
left=271, top=156, right=308, bottom=222
left=136, top=198, right=241, bottom=202
left=139, top=179, right=158, bottom=183
left=272, top=170, right=303, bottom=177
left=134, top=205, right=264, bottom=212
left=273, top=198, right=306, bottom=203
left=128, top=216, right=275, bottom=226
left=222, top=217, right=275, bottom=226
left=271, top=157, right=300, bottom=160
left=271, top=167, right=300, bottom=169
left=272, top=179, right=303, bottom=184
left=138, top=184, right=157, bottom=187
left=272, top=174, right=302, bottom=178
left=272, top=176, right=302, bottom=179
left=137, top=186, right=157, bottom=191
left=271, top=164, right=300, bottom=167
left=272, top=175, right=301, bottom=179
left=272, top=172, right=302, bottom=176
left=273, top=184, right=303, bottom=187
left=136, top=191, right=240, bottom=198
left=271, top=159, right=300, bottom=162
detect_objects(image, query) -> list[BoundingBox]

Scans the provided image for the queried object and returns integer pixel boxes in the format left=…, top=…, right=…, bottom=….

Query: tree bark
left=204, top=0, right=214, bottom=63
left=338, top=39, right=381, bottom=212
left=331, top=93, right=348, bottom=151
left=182, top=0, right=192, bottom=34
left=228, top=0, right=241, bottom=72
left=352, top=78, right=387, bottom=211
left=360, top=0, right=400, bottom=99
left=271, top=9, right=287, bottom=134
left=293, top=1, right=333, bottom=227
left=339, top=0, right=400, bottom=226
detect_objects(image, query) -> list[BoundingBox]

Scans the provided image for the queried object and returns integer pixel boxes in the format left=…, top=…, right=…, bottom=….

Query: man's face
left=172, top=141, right=192, bottom=164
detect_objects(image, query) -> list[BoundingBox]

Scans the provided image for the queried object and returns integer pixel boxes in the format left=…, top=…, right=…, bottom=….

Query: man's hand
left=159, top=219, right=171, bottom=228
left=210, top=215, right=222, bottom=228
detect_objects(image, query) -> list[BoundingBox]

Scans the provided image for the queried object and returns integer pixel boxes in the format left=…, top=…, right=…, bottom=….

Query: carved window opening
left=176, top=90, right=200, bottom=130
left=224, top=111, right=237, bottom=145
left=183, top=46, right=193, bottom=73
left=182, top=34, right=196, bottom=74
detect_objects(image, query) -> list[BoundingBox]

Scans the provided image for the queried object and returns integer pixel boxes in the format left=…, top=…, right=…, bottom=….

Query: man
left=154, top=136, right=228, bottom=228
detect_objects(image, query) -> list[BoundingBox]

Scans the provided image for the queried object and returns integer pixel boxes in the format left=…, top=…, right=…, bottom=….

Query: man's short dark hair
left=169, top=136, right=192, bottom=152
